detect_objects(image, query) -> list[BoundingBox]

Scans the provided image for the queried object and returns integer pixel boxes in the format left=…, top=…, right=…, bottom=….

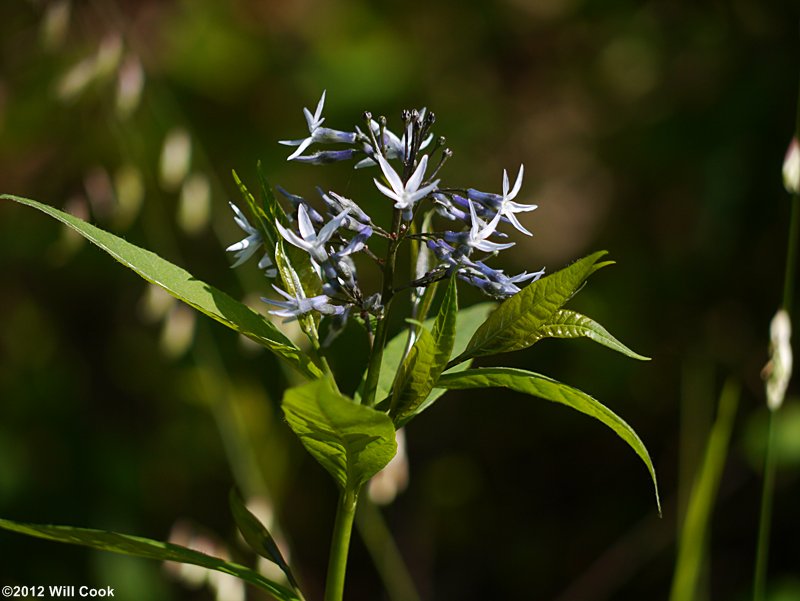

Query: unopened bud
left=783, top=137, right=799, bottom=194
left=763, top=308, right=792, bottom=411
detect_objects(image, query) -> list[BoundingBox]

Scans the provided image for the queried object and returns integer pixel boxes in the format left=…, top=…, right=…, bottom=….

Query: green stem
left=363, top=208, right=404, bottom=407
left=324, top=488, right=359, bottom=601
left=782, top=192, right=799, bottom=311
left=752, top=72, right=800, bottom=601
left=753, top=411, right=776, bottom=601
left=356, top=499, right=422, bottom=601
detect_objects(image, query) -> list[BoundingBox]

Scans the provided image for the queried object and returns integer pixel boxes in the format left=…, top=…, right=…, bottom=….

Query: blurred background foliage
left=1, top=0, right=799, bottom=600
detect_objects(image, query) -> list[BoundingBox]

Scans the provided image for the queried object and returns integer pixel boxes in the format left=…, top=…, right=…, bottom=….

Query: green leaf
left=451, top=252, right=612, bottom=365
left=435, top=367, right=661, bottom=513
left=282, top=378, right=397, bottom=492
left=363, top=302, right=496, bottom=406
left=536, top=309, right=650, bottom=360
left=274, top=242, right=319, bottom=341
left=0, top=518, right=300, bottom=601
left=232, top=167, right=283, bottom=250
left=228, top=489, right=299, bottom=592
left=390, top=276, right=458, bottom=425
left=1, top=195, right=321, bottom=380
left=669, top=380, right=738, bottom=601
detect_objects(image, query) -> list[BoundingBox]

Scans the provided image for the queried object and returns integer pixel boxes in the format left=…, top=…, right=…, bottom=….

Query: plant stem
left=324, top=488, right=359, bottom=601
left=363, top=208, right=404, bottom=407
left=356, top=499, right=422, bottom=601
left=752, top=71, right=800, bottom=601
left=753, top=411, right=776, bottom=601
left=782, top=192, right=799, bottom=311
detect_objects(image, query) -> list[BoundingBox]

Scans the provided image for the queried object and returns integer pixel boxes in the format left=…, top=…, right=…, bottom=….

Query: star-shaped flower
left=466, top=165, right=537, bottom=236
left=276, top=203, right=350, bottom=265
left=465, top=200, right=516, bottom=253
left=264, top=285, right=344, bottom=322
left=225, top=202, right=262, bottom=268
left=279, top=91, right=356, bottom=161
left=373, top=154, right=439, bottom=217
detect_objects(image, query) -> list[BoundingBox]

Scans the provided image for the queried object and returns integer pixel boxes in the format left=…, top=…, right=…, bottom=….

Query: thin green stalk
left=356, top=499, right=422, bottom=601
left=753, top=80, right=800, bottom=600
left=781, top=192, right=799, bottom=311
left=753, top=412, right=777, bottom=601
left=363, top=208, right=404, bottom=407
left=324, top=489, right=359, bottom=601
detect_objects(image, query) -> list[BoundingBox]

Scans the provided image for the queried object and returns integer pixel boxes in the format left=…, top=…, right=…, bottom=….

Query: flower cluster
left=226, top=91, right=543, bottom=340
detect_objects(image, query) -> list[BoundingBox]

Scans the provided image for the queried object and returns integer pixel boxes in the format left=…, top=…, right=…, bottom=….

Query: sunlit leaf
left=283, top=378, right=397, bottom=492
left=364, top=302, right=496, bottom=406
left=1, top=194, right=321, bottom=379
left=274, top=241, right=320, bottom=341
left=435, top=367, right=660, bottom=512
left=0, top=518, right=300, bottom=601
left=451, top=252, right=611, bottom=365
left=391, top=276, right=458, bottom=426
left=536, top=309, right=649, bottom=360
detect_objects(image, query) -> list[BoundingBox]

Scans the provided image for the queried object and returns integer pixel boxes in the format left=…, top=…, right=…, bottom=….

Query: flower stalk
left=324, top=488, right=359, bottom=601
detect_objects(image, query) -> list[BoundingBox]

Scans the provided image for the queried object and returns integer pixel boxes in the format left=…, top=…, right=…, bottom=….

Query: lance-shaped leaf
left=0, top=518, right=300, bottom=601
left=233, top=171, right=322, bottom=299
left=1, top=194, right=321, bottom=379
left=229, top=489, right=300, bottom=592
left=274, top=241, right=320, bottom=341
left=451, top=251, right=612, bottom=365
left=390, top=276, right=458, bottom=426
left=283, top=378, right=397, bottom=492
left=362, top=302, right=496, bottom=406
left=535, top=309, right=650, bottom=361
left=435, top=367, right=661, bottom=513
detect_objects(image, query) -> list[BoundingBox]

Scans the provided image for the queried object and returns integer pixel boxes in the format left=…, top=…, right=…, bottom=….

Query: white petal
left=505, top=200, right=538, bottom=213
left=406, top=154, right=429, bottom=194
left=314, top=90, right=326, bottom=122
left=276, top=220, right=310, bottom=251
left=296, top=204, right=316, bottom=241
left=374, top=179, right=401, bottom=203
left=376, top=154, right=405, bottom=196
left=286, top=137, right=313, bottom=161
left=506, top=211, right=532, bottom=236
left=508, top=164, right=524, bottom=200
left=408, top=179, right=439, bottom=204
left=318, top=209, right=350, bottom=243
left=502, top=169, right=510, bottom=197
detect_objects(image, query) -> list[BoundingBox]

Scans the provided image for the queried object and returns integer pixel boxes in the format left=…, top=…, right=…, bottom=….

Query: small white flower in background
left=764, top=309, right=792, bottom=411
left=368, top=428, right=409, bottom=505
left=115, top=54, right=144, bottom=118
left=160, top=128, right=192, bottom=191
left=177, top=172, right=211, bottom=235
left=165, top=520, right=245, bottom=601
left=783, top=137, right=800, bottom=194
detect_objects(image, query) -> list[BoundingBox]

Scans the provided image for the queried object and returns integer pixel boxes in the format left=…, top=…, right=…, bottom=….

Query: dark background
left=1, top=1, right=799, bottom=600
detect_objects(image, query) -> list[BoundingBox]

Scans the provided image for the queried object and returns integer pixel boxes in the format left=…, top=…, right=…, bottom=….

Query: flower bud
left=783, top=137, right=800, bottom=194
